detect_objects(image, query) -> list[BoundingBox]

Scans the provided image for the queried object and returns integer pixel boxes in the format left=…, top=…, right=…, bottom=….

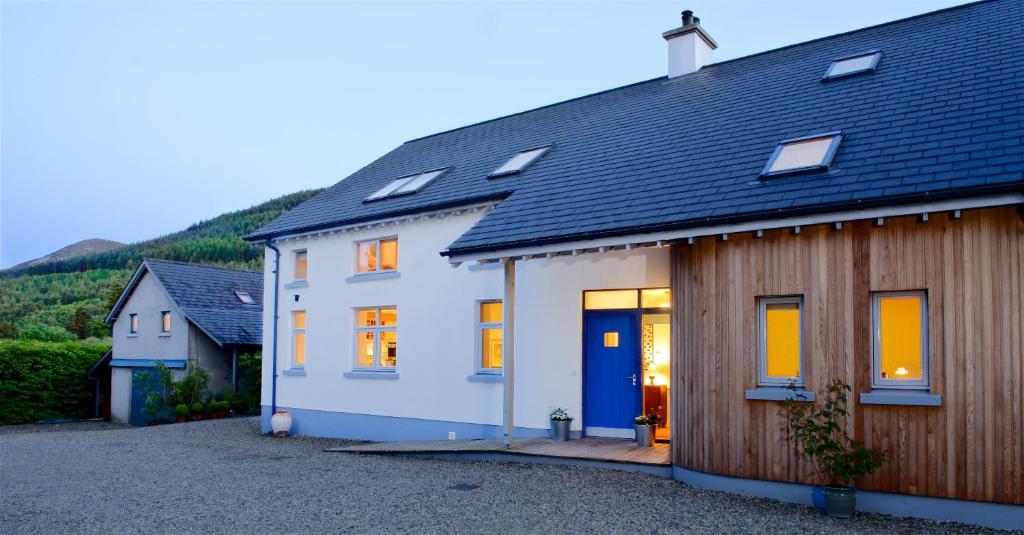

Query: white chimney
left=662, top=10, right=717, bottom=78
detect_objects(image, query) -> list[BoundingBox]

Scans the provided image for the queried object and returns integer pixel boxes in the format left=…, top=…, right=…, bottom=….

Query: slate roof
left=107, top=259, right=263, bottom=347
left=248, top=0, right=1023, bottom=256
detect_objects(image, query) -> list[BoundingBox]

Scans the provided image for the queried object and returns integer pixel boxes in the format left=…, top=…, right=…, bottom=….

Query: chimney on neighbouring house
left=662, top=10, right=717, bottom=78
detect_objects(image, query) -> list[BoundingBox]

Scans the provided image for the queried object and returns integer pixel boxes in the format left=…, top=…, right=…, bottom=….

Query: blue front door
left=583, top=311, right=642, bottom=438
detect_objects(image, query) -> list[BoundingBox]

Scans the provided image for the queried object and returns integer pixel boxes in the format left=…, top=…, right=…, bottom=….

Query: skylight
left=490, top=146, right=551, bottom=177
left=365, top=168, right=449, bottom=202
left=235, top=291, right=255, bottom=305
left=822, top=51, right=881, bottom=80
left=761, top=132, right=842, bottom=177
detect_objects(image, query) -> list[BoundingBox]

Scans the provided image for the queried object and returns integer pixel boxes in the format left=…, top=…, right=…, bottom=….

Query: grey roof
left=107, top=259, right=263, bottom=347
left=249, top=0, right=1024, bottom=256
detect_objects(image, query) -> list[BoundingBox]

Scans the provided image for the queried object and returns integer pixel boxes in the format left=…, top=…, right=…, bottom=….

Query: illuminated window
left=758, top=296, right=803, bottom=386
left=292, top=311, right=306, bottom=367
left=365, top=168, right=448, bottom=201
left=872, top=291, right=928, bottom=389
left=235, top=291, right=255, bottom=305
left=356, top=238, right=398, bottom=274
left=293, top=250, right=308, bottom=281
left=640, top=288, right=672, bottom=309
left=477, top=301, right=503, bottom=373
left=161, top=311, right=171, bottom=333
left=490, top=146, right=551, bottom=177
left=584, top=289, right=638, bottom=310
left=354, top=306, right=397, bottom=370
left=129, top=313, right=138, bottom=335
left=761, top=133, right=842, bottom=177
left=604, top=332, right=620, bottom=347
left=823, top=51, right=881, bottom=80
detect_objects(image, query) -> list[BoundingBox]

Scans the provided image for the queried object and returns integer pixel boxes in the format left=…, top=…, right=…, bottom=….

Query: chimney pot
left=682, top=10, right=694, bottom=26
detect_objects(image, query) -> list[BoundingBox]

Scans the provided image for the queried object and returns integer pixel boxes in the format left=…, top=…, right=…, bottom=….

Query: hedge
left=0, top=340, right=109, bottom=425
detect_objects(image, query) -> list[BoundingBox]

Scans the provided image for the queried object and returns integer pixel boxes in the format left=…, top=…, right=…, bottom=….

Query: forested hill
left=0, top=189, right=322, bottom=341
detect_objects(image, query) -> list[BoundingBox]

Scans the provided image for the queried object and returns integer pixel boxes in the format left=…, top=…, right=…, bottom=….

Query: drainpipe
left=231, top=348, right=238, bottom=392
left=265, top=241, right=281, bottom=418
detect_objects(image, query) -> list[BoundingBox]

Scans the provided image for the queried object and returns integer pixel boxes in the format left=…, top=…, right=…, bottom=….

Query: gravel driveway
left=0, top=418, right=1008, bottom=534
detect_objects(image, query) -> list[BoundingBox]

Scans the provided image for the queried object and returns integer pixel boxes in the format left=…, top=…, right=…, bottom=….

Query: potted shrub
left=209, top=401, right=227, bottom=419
left=174, top=403, right=189, bottom=423
left=549, top=408, right=573, bottom=441
left=219, top=400, right=232, bottom=418
left=634, top=413, right=658, bottom=447
left=784, top=380, right=885, bottom=519
left=191, top=402, right=205, bottom=421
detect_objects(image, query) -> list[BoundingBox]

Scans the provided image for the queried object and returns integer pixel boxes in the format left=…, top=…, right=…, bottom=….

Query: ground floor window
left=292, top=311, right=306, bottom=367
left=355, top=307, right=397, bottom=370
left=757, top=296, right=803, bottom=386
left=872, top=291, right=928, bottom=389
left=477, top=301, right=503, bottom=373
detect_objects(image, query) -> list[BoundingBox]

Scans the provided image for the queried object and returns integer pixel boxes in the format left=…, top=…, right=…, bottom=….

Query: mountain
left=9, top=239, right=125, bottom=271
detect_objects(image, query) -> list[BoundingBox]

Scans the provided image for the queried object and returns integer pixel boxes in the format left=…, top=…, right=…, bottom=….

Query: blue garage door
left=130, top=368, right=159, bottom=427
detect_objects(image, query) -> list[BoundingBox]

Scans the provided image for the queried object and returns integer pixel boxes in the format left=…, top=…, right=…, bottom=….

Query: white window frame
left=757, top=296, right=804, bottom=387
left=235, top=290, right=255, bottom=305
left=129, top=313, right=138, bottom=335
left=489, top=145, right=552, bottom=178
left=760, top=132, right=843, bottom=178
left=293, top=250, right=308, bottom=282
left=475, top=300, right=503, bottom=375
left=822, top=50, right=882, bottom=81
left=161, top=311, right=171, bottom=333
left=355, top=237, right=398, bottom=275
left=871, top=290, right=929, bottom=390
left=353, top=306, right=397, bottom=371
left=291, top=310, right=306, bottom=368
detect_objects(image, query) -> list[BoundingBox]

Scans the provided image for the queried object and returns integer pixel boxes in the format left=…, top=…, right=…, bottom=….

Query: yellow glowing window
left=357, top=238, right=398, bottom=274
left=161, top=311, right=171, bottom=333
left=604, top=332, right=620, bottom=347
left=874, top=292, right=928, bottom=388
left=640, top=288, right=671, bottom=309
left=584, top=290, right=638, bottom=310
left=129, top=313, right=138, bottom=334
left=292, top=311, right=306, bottom=367
left=380, top=238, right=398, bottom=271
left=294, top=250, right=308, bottom=281
left=758, top=297, right=802, bottom=386
left=354, top=306, right=397, bottom=370
left=478, top=301, right=503, bottom=371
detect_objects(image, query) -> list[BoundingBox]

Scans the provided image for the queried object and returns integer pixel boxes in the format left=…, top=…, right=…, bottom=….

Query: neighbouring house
left=101, top=259, right=262, bottom=425
left=246, top=0, right=1022, bottom=527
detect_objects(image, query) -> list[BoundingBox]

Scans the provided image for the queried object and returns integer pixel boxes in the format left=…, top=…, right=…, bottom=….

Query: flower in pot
left=549, top=408, right=573, bottom=441
left=191, top=402, right=205, bottom=421
left=174, top=403, right=189, bottom=423
left=784, top=380, right=884, bottom=519
left=634, top=413, right=658, bottom=447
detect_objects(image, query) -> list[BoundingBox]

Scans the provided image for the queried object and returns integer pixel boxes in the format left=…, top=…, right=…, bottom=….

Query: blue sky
left=0, top=0, right=968, bottom=268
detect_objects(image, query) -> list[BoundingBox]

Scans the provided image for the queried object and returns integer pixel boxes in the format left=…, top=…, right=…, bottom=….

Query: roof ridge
left=143, top=257, right=260, bottom=275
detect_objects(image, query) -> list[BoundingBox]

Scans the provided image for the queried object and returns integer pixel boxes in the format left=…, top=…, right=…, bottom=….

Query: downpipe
left=264, top=241, right=281, bottom=419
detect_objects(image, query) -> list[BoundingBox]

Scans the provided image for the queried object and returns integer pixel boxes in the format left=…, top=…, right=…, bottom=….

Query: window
left=872, top=291, right=928, bottom=389
left=292, top=311, right=306, bottom=367
left=584, top=290, right=639, bottom=310
left=477, top=301, right=503, bottom=373
left=354, top=307, right=397, bottom=370
left=761, top=132, right=842, bottom=177
left=235, top=291, right=255, bottom=305
left=356, top=238, right=398, bottom=274
left=490, top=146, right=551, bottom=177
left=640, top=288, right=672, bottom=309
left=294, top=250, right=308, bottom=281
left=161, top=311, right=171, bottom=333
left=365, top=168, right=448, bottom=201
left=758, top=297, right=803, bottom=386
left=823, top=51, right=881, bottom=81
left=129, top=313, right=138, bottom=335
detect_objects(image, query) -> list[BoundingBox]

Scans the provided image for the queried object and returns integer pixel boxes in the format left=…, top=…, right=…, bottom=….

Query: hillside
left=0, top=188, right=322, bottom=341
left=10, top=239, right=125, bottom=271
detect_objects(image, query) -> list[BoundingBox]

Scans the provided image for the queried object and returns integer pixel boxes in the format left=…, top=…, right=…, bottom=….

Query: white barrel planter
left=270, top=410, right=292, bottom=437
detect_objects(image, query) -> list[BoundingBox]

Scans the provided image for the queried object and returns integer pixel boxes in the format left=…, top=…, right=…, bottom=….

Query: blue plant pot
left=811, top=485, right=826, bottom=511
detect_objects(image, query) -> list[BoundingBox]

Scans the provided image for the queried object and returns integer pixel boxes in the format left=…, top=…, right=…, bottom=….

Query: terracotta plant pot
left=192, top=413, right=203, bottom=421
left=176, top=415, right=187, bottom=423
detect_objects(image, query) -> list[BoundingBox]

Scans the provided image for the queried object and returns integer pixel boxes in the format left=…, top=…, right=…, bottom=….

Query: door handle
left=629, top=373, right=637, bottom=386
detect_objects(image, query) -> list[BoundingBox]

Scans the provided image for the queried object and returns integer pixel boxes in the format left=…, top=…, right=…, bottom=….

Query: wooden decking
left=326, top=437, right=670, bottom=467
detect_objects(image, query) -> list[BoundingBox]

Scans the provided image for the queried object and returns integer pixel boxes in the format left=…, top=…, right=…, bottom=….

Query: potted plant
left=634, top=413, right=658, bottom=447
left=784, top=380, right=885, bottom=519
left=549, top=408, right=573, bottom=441
left=191, top=402, right=205, bottom=421
left=209, top=400, right=228, bottom=419
left=174, top=403, right=189, bottom=423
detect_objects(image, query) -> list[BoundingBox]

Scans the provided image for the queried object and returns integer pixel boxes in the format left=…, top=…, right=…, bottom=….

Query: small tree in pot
left=549, top=408, right=573, bottom=441
left=784, top=380, right=884, bottom=518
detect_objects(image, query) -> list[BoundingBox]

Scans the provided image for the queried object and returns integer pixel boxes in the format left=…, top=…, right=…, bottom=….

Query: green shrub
left=17, top=324, right=76, bottom=343
left=175, top=403, right=189, bottom=417
left=190, top=402, right=204, bottom=414
left=0, top=340, right=109, bottom=424
left=175, top=365, right=209, bottom=407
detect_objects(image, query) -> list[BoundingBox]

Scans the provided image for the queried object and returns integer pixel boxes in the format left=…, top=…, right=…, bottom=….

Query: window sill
left=158, top=333, right=171, bottom=338
left=343, top=370, right=399, bottom=380
left=467, top=374, right=503, bottom=383
left=284, top=280, right=309, bottom=289
left=860, top=390, right=941, bottom=406
left=745, top=387, right=815, bottom=402
left=281, top=368, right=306, bottom=377
left=127, top=334, right=138, bottom=338
left=345, top=271, right=400, bottom=283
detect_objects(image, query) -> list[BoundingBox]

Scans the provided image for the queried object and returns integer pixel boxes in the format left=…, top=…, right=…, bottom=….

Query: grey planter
left=823, top=486, right=857, bottom=518
left=550, top=419, right=572, bottom=441
left=634, top=424, right=655, bottom=447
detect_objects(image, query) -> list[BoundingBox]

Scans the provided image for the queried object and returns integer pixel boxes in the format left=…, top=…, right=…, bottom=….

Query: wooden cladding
left=671, top=206, right=1023, bottom=504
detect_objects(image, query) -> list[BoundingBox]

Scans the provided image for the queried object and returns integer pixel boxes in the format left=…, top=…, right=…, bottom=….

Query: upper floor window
left=758, top=296, right=803, bottom=386
left=365, top=168, right=449, bottom=202
left=356, top=238, right=398, bottom=274
left=872, top=291, right=928, bottom=389
left=292, top=311, right=307, bottom=367
left=129, top=313, right=139, bottom=335
left=761, top=132, right=842, bottom=177
left=293, top=250, right=308, bottom=281
left=490, top=146, right=551, bottom=177
left=354, top=307, right=397, bottom=370
left=477, top=301, right=503, bottom=373
left=161, top=311, right=171, bottom=333
left=822, top=51, right=881, bottom=81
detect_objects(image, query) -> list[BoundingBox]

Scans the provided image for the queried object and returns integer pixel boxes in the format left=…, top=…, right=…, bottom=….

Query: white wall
left=110, top=367, right=132, bottom=423
left=111, top=271, right=189, bottom=360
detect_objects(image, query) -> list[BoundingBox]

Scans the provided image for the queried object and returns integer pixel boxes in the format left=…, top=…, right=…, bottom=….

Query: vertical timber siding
left=671, top=206, right=1023, bottom=504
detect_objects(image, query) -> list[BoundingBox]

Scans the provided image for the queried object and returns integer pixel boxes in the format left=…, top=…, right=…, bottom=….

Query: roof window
left=761, top=132, right=842, bottom=177
left=822, top=51, right=881, bottom=81
left=235, top=291, right=255, bottom=305
left=365, top=168, right=449, bottom=202
left=489, top=146, right=551, bottom=177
